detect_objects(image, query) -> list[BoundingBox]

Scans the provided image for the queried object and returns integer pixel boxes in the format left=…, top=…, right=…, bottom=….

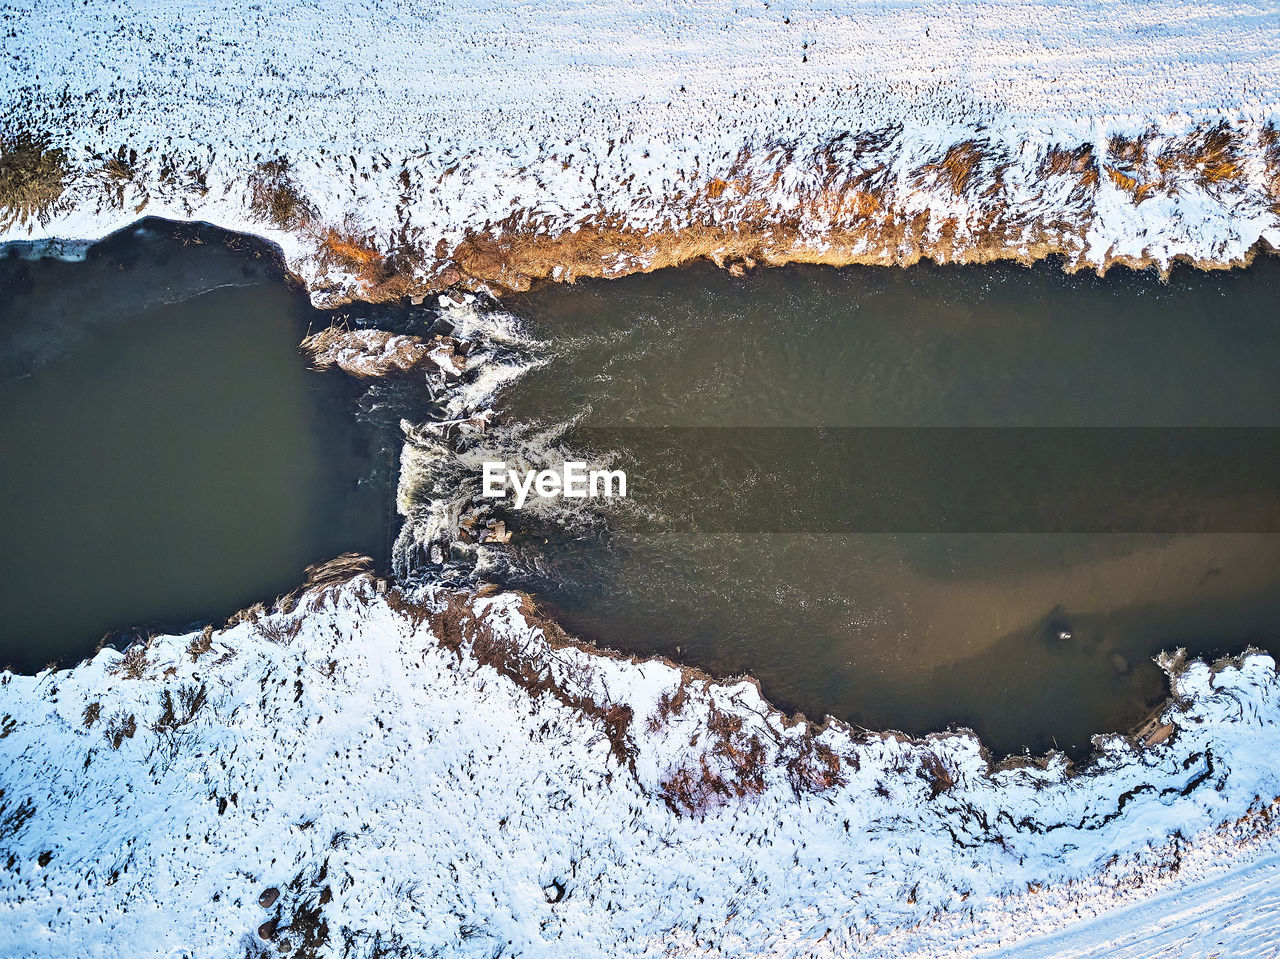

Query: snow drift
left=1, top=574, right=1279, bottom=957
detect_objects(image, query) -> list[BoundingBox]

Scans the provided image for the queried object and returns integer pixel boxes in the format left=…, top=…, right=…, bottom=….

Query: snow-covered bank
left=3, top=0, right=1280, bottom=303
left=1, top=574, right=1278, bottom=957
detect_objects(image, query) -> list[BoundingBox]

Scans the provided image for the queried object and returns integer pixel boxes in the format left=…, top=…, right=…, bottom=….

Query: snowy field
left=1, top=578, right=1279, bottom=957
left=5, top=2, right=1280, bottom=954
left=3, top=0, right=1280, bottom=301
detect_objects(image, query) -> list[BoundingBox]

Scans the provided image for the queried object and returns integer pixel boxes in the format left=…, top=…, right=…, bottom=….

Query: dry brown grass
left=226, top=601, right=268, bottom=628
left=317, top=224, right=417, bottom=299
left=1260, top=122, right=1280, bottom=197
left=918, top=140, right=989, bottom=195
left=0, top=129, right=69, bottom=227
left=380, top=584, right=432, bottom=630
left=449, top=128, right=1052, bottom=296
left=322, top=228, right=382, bottom=270
left=274, top=553, right=375, bottom=614
left=450, top=195, right=1045, bottom=296
left=423, top=590, right=472, bottom=646
left=917, top=750, right=958, bottom=800
left=308, top=552, right=373, bottom=583
left=257, top=617, right=304, bottom=644
left=248, top=157, right=315, bottom=230
left=153, top=683, right=208, bottom=732
left=659, top=703, right=768, bottom=815
left=1108, top=132, right=1150, bottom=168
left=646, top=682, right=690, bottom=733
left=1186, top=122, right=1243, bottom=184
left=81, top=702, right=101, bottom=729
left=104, top=712, right=138, bottom=750
left=1039, top=143, right=1099, bottom=200
left=299, top=124, right=1076, bottom=301
left=300, top=325, right=435, bottom=378
left=186, top=625, right=215, bottom=662
left=111, top=643, right=150, bottom=680
left=1105, top=165, right=1155, bottom=203
left=1152, top=122, right=1244, bottom=189
left=1104, top=131, right=1158, bottom=203
left=783, top=735, right=845, bottom=796
left=91, top=145, right=142, bottom=207
left=331, top=120, right=1269, bottom=305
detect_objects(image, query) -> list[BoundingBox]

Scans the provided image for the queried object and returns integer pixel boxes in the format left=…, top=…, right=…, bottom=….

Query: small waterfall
left=387, top=295, right=639, bottom=583
left=390, top=295, right=555, bottom=580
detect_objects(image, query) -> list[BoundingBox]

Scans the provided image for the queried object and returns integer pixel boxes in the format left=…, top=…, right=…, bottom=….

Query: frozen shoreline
left=5, top=1, right=1280, bottom=952
left=1, top=576, right=1278, bottom=957
left=3, top=0, right=1279, bottom=303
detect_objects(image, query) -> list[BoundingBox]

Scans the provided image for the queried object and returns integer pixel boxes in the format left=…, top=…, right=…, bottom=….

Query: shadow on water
left=0, top=221, right=394, bottom=672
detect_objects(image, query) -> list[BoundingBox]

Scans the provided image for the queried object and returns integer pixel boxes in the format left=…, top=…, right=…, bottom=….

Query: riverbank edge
left=7, top=190, right=1280, bottom=307
left=5, top=117, right=1280, bottom=306
left=1, top=568, right=1277, bottom=955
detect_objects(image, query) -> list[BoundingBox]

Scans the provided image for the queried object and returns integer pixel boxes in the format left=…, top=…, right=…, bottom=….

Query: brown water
left=0, top=223, right=391, bottom=672
left=471, top=258, right=1280, bottom=756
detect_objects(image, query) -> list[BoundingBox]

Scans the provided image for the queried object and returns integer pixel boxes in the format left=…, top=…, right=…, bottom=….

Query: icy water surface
left=0, top=223, right=391, bottom=671
left=472, top=259, right=1280, bottom=756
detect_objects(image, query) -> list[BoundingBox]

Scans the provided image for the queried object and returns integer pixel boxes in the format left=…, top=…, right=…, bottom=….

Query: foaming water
left=400, top=258, right=1280, bottom=756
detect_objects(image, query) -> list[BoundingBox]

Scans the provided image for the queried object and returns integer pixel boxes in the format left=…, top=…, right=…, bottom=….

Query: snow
left=1002, top=853, right=1280, bottom=957
left=302, top=328, right=435, bottom=378
left=5, top=2, right=1280, bottom=953
left=3, top=0, right=1279, bottom=302
left=1, top=578, right=1278, bottom=956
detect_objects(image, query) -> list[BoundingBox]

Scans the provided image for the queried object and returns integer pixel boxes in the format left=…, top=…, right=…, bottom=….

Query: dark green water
left=6, top=223, right=1279, bottom=758
left=0, top=224, right=389, bottom=672
left=480, top=258, right=1280, bottom=756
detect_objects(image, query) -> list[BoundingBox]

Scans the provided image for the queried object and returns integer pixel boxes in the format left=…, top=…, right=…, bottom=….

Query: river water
left=4, top=222, right=1278, bottom=757
left=446, top=258, right=1280, bottom=756
left=0, top=223, right=391, bottom=672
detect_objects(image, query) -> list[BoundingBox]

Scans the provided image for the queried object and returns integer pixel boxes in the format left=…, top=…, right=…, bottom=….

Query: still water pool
left=0, top=224, right=389, bottom=672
